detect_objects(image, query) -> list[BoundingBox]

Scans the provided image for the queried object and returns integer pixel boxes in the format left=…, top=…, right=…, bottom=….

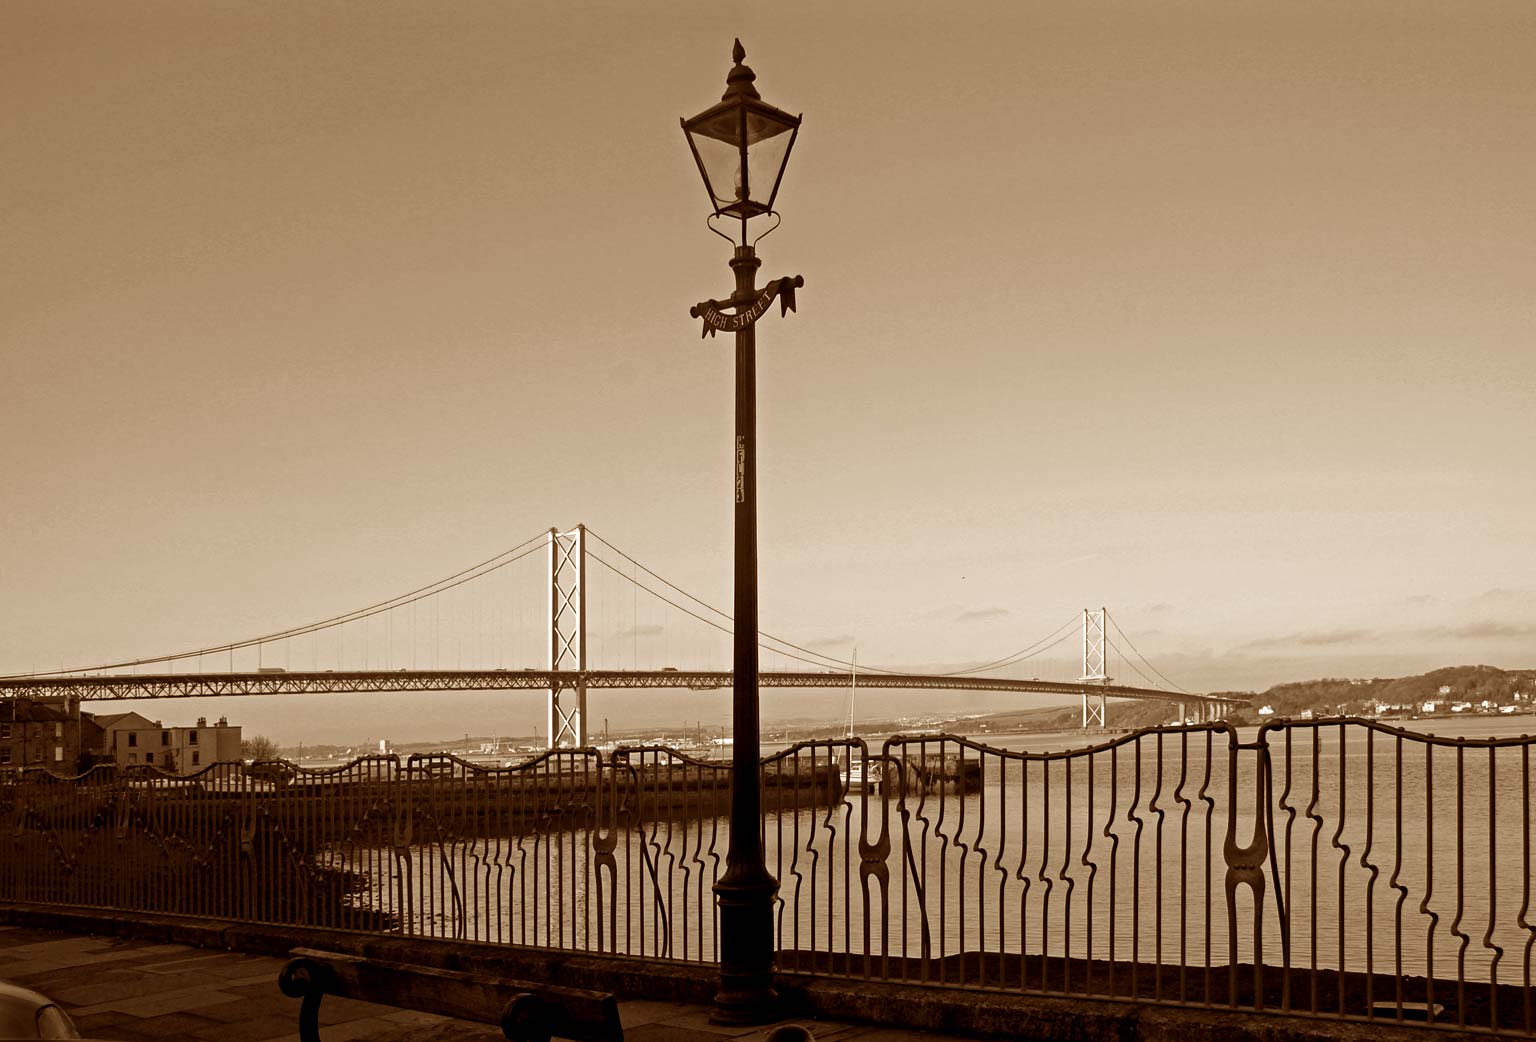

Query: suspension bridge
left=0, top=525, right=1245, bottom=745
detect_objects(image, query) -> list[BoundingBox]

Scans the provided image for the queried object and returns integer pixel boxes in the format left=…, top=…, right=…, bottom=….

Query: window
left=55, top=722, right=63, bottom=738
left=128, top=753, right=137, bottom=763
left=188, top=730, right=198, bottom=745
left=54, top=746, right=63, bottom=762
left=145, top=752, right=154, bottom=764
left=161, top=731, right=169, bottom=745
left=0, top=723, right=9, bottom=739
left=0, top=748, right=10, bottom=765
left=192, top=751, right=200, bottom=766
left=128, top=733, right=138, bottom=748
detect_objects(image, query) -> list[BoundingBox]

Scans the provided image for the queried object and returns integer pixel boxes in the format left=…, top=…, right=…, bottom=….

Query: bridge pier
left=547, top=525, right=587, bottom=748
left=1081, top=690, right=1106, bottom=728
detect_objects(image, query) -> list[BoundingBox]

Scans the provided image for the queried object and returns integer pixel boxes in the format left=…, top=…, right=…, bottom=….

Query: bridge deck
left=0, top=668, right=1243, bottom=705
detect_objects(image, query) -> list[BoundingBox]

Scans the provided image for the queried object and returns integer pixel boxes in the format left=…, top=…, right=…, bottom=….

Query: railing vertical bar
left=1131, top=735, right=1143, bottom=1002
left=1176, top=728, right=1190, bottom=1005
left=1334, top=725, right=1349, bottom=1018
left=1455, top=743, right=1467, bottom=1029
left=1152, top=730, right=1165, bottom=1002
left=922, top=737, right=939, bottom=986
left=955, top=742, right=970, bottom=986
left=1082, top=749, right=1097, bottom=998
left=1522, top=742, right=1533, bottom=1037
left=1363, top=728, right=1377, bottom=1021
left=544, top=755, right=555, bottom=948
left=979, top=746, right=992, bottom=990
left=1203, top=727, right=1215, bottom=1008
left=704, top=752, right=717, bottom=964
left=1423, top=740, right=1437, bottom=1023
left=842, top=743, right=853, bottom=970
left=899, top=744, right=913, bottom=982
left=1278, top=727, right=1293, bottom=1013
left=936, top=738, right=951, bottom=987
left=1485, top=743, right=1501, bottom=1035
left=789, top=749, right=804, bottom=968
left=1391, top=735, right=1406, bottom=1022
left=1307, top=726, right=1321, bottom=1014
left=1039, top=752, right=1052, bottom=995
left=1061, top=751, right=1073, bottom=995
left=1104, top=743, right=1117, bottom=999
left=1018, top=750, right=1032, bottom=993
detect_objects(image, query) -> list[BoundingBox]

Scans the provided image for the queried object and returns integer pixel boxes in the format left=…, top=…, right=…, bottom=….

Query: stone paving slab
left=0, top=926, right=906, bottom=1042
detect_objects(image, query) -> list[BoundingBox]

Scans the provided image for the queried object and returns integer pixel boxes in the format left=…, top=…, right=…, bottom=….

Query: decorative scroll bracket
left=690, top=275, right=804, bottom=338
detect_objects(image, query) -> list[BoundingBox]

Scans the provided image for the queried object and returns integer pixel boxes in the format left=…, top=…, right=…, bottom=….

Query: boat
left=839, top=647, right=877, bottom=793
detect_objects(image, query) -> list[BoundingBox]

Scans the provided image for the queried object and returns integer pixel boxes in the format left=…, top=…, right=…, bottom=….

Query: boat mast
left=845, top=645, right=858, bottom=739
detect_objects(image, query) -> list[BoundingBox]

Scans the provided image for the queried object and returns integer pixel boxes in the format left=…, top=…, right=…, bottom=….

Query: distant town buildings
left=96, top=713, right=241, bottom=774
left=1, top=700, right=241, bottom=776
left=0, top=697, right=88, bottom=770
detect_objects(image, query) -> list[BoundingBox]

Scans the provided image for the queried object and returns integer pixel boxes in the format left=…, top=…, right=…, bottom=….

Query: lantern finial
left=723, top=39, right=759, bottom=100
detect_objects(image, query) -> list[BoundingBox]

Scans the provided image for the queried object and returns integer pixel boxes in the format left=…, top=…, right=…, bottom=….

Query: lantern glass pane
left=746, top=129, right=792, bottom=204
left=743, top=108, right=794, bottom=146
left=689, top=107, right=742, bottom=146
left=692, top=132, right=744, bottom=209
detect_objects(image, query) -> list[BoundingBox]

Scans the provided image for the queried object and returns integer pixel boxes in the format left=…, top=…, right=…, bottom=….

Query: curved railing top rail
left=1259, top=714, right=1536, bottom=748
left=4, top=716, right=1532, bottom=789
left=881, top=722, right=1237, bottom=762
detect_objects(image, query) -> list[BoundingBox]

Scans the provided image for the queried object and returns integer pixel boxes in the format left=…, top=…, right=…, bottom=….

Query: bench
left=278, top=948, right=623, bottom=1042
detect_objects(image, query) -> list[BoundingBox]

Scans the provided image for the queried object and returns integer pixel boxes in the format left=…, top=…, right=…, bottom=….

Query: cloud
left=1435, top=620, right=1536, bottom=640
left=956, top=607, right=1011, bottom=623
left=803, top=634, right=856, bottom=649
left=1401, top=594, right=1437, bottom=606
left=1470, top=588, right=1531, bottom=607
left=618, top=624, right=665, bottom=638
left=1240, top=628, right=1375, bottom=651
left=1143, top=603, right=1173, bottom=615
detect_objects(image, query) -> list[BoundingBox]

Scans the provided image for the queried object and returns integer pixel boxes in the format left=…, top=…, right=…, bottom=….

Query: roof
left=1, top=699, right=71, bottom=723
left=91, top=710, right=161, bottom=731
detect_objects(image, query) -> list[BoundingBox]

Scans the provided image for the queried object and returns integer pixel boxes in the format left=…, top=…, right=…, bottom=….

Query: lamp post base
left=711, top=871, right=780, bottom=1025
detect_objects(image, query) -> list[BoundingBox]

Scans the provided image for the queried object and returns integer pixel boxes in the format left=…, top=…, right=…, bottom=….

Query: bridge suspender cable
left=1108, top=615, right=1187, bottom=694
left=0, top=531, right=550, bottom=679
left=585, top=528, right=1086, bottom=679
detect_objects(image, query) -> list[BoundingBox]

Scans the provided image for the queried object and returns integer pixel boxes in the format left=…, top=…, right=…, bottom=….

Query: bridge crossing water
left=0, top=525, right=1240, bottom=745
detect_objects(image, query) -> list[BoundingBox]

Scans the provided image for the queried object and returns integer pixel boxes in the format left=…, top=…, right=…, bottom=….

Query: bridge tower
left=547, top=525, right=587, bottom=748
left=1079, top=607, right=1110, bottom=728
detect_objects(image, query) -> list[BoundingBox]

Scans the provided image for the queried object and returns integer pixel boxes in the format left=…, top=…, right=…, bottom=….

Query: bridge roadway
left=0, top=668, right=1245, bottom=707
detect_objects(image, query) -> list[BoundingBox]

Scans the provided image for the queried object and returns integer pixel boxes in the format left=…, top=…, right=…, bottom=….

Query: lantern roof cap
left=722, top=39, right=760, bottom=101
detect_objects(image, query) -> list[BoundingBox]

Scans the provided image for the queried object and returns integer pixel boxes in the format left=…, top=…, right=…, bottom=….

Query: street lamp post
left=681, top=40, right=803, bottom=1025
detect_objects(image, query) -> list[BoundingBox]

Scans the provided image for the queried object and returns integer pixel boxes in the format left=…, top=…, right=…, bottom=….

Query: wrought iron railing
left=1, top=720, right=1531, bottom=1034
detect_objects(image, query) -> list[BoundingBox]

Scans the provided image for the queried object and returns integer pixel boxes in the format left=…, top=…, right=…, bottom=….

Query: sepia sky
left=3, top=1, right=1533, bottom=744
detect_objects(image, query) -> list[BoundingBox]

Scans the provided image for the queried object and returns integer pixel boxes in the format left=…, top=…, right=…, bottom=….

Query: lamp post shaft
left=712, top=242, right=779, bottom=1024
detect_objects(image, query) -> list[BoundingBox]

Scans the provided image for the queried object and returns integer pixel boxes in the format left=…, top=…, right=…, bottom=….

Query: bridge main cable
left=0, top=531, right=550, bottom=680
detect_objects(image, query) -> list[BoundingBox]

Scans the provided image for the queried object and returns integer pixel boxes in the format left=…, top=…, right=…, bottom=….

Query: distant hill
left=970, top=665, right=1536, bottom=732
left=1234, top=664, right=1536, bottom=723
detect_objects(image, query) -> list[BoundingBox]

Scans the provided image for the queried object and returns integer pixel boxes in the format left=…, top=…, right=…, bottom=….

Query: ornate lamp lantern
left=681, top=39, right=801, bottom=236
